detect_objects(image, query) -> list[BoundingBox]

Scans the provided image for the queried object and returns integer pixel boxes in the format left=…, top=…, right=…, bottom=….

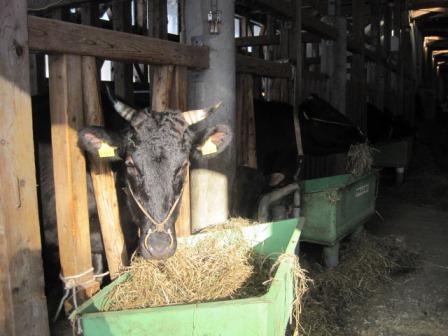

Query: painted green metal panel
left=300, top=172, right=377, bottom=246
left=72, top=218, right=303, bottom=336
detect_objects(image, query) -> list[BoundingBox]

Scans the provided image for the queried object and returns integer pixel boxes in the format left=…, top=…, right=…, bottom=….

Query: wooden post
left=321, top=14, right=347, bottom=114
left=49, top=54, right=99, bottom=298
left=350, top=0, right=367, bottom=130
left=113, top=0, right=134, bottom=103
left=383, top=3, right=392, bottom=113
left=82, top=56, right=128, bottom=278
left=293, top=0, right=304, bottom=157
left=371, top=0, right=384, bottom=110
left=0, top=1, right=49, bottom=335
left=236, top=74, right=257, bottom=168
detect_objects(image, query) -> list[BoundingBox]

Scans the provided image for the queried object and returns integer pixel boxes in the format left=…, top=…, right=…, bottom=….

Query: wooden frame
left=28, top=16, right=209, bottom=68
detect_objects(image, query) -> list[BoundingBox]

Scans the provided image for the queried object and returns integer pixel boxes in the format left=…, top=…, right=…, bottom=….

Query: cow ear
left=78, top=126, right=123, bottom=161
left=193, top=124, right=232, bottom=159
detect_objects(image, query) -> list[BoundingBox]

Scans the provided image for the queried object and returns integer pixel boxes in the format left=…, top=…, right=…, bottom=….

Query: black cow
left=254, top=95, right=366, bottom=186
left=37, top=87, right=231, bottom=261
left=233, top=95, right=366, bottom=220
left=367, top=102, right=416, bottom=143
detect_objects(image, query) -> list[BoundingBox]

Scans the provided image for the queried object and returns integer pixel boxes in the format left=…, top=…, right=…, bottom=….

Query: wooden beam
left=251, top=0, right=337, bottom=40
left=28, top=15, right=209, bottom=69
left=28, top=0, right=90, bottom=11
left=0, top=1, right=49, bottom=335
left=409, top=1, right=448, bottom=10
left=302, top=14, right=338, bottom=41
left=82, top=56, right=128, bottom=279
left=302, top=32, right=321, bottom=43
left=49, top=54, right=99, bottom=298
left=235, top=35, right=280, bottom=47
left=236, top=54, right=292, bottom=78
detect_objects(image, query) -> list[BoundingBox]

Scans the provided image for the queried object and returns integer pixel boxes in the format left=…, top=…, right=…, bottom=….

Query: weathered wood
left=82, top=56, right=128, bottom=279
left=151, top=65, right=191, bottom=237
left=28, top=16, right=209, bottom=69
left=112, top=0, right=134, bottom=103
left=409, top=0, right=448, bottom=10
left=0, top=1, right=49, bottom=335
left=236, top=74, right=257, bottom=168
left=302, top=32, right=321, bottom=44
left=235, top=35, right=280, bottom=47
left=302, top=14, right=338, bottom=41
left=253, top=0, right=336, bottom=40
left=321, top=16, right=347, bottom=114
left=236, top=54, right=292, bottom=78
left=349, top=0, right=367, bottom=130
left=49, top=54, right=99, bottom=296
left=294, top=0, right=304, bottom=157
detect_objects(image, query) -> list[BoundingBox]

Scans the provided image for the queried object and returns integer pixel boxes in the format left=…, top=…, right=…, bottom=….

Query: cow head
left=78, top=88, right=231, bottom=259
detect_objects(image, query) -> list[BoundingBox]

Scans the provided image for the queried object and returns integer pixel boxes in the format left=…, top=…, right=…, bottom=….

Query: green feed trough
left=299, top=172, right=377, bottom=266
left=71, top=218, right=303, bottom=336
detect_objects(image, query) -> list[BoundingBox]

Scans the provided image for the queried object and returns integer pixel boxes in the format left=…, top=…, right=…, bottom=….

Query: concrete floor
left=345, top=192, right=448, bottom=336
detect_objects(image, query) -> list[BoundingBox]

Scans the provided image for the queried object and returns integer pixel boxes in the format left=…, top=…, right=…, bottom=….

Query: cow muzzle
left=140, top=229, right=176, bottom=260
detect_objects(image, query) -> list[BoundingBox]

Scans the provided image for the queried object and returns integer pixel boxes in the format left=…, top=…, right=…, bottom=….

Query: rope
left=54, top=267, right=110, bottom=334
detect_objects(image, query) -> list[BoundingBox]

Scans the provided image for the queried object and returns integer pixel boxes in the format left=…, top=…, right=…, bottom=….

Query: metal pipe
left=257, top=183, right=299, bottom=223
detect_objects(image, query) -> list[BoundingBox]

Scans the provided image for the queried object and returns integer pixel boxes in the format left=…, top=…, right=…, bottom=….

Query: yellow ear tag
left=200, top=138, right=218, bottom=156
left=98, top=142, right=117, bottom=158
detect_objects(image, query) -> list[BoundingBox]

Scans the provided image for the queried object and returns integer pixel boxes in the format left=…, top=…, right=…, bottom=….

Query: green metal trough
left=71, top=218, right=304, bottom=336
left=373, top=137, right=413, bottom=184
left=299, top=172, right=378, bottom=267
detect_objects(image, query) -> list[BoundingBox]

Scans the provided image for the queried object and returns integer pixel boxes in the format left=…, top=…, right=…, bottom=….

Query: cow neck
left=126, top=161, right=189, bottom=233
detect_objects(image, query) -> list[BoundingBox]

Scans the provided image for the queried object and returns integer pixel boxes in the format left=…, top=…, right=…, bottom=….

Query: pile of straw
left=300, top=233, right=419, bottom=336
left=346, top=143, right=375, bottom=176
left=102, top=228, right=310, bottom=336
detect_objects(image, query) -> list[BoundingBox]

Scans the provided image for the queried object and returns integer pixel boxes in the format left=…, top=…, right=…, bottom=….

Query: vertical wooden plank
left=49, top=54, right=99, bottom=296
left=82, top=56, right=128, bottom=278
left=294, top=0, right=304, bottom=157
left=321, top=14, right=347, bottom=114
left=0, top=1, right=49, bottom=335
left=113, top=0, right=134, bottom=103
left=236, top=74, right=257, bottom=168
left=350, top=0, right=367, bottom=130
left=383, top=3, right=392, bottom=113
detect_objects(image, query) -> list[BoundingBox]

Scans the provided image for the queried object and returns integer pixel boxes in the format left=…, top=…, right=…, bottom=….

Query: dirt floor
left=342, top=193, right=448, bottom=336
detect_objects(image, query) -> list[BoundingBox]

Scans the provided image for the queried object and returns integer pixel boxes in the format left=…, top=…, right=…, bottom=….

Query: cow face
left=79, top=88, right=231, bottom=259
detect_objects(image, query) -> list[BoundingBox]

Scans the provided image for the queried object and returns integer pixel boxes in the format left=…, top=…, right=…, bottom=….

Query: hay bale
left=346, top=143, right=375, bottom=176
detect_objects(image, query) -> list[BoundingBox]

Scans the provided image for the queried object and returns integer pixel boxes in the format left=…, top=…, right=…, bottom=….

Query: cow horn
left=182, top=102, right=222, bottom=126
left=106, top=86, right=146, bottom=128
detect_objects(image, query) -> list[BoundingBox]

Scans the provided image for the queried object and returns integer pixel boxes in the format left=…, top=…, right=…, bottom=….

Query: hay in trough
left=346, top=143, right=375, bottom=176
left=300, top=233, right=419, bottom=336
left=102, top=227, right=310, bottom=335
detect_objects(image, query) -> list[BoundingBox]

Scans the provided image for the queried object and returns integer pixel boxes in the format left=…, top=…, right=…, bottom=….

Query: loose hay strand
left=300, top=233, right=419, bottom=336
left=101, top=227, right=311, bottom=336
left=346, top=143, right=376, bottom=176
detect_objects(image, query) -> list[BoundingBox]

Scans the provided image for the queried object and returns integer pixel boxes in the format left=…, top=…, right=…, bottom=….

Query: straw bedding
left=300, top=233, right=419, bottom=336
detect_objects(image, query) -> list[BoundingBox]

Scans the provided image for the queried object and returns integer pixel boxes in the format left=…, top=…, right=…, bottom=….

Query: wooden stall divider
left=49, top=54, right=100, bottom=301
left=236, top=74, right=258, bottom=169
left=0, top=0, right=50, bottom=334
left=82, top=56, right=129, bottom=279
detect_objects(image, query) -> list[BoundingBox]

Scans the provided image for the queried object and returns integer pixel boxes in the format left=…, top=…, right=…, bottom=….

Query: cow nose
left=141, top=231, right=175, bottom=260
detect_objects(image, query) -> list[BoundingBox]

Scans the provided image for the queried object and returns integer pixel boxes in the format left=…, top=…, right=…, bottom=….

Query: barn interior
left=2, top=0, right=448, bottom=335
